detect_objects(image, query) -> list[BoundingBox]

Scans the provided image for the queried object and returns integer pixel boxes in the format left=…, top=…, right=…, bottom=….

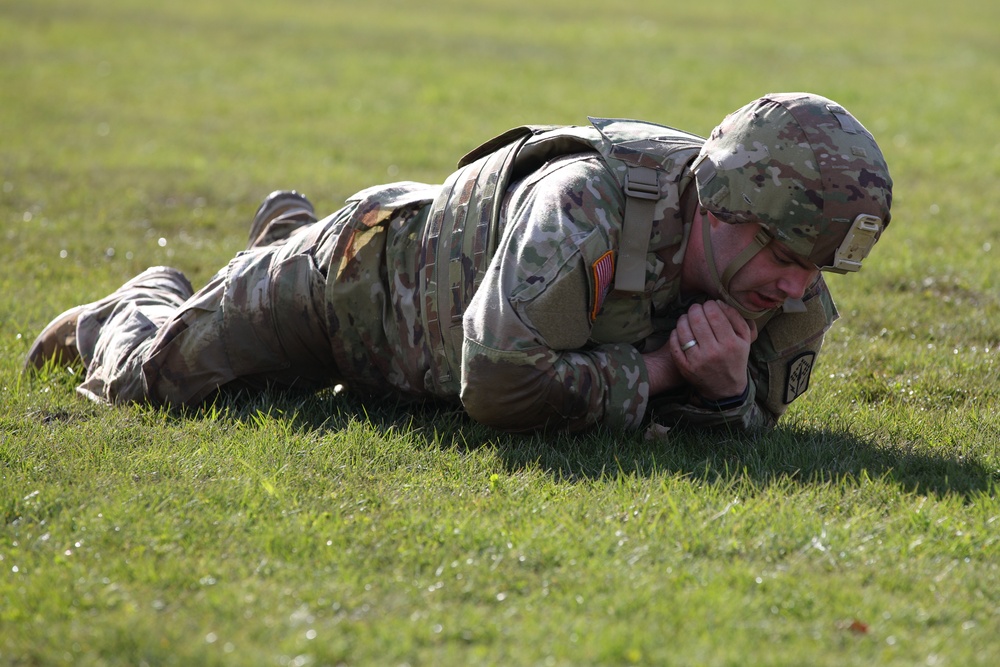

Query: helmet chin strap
left=701, top=211, right=773, bottom=320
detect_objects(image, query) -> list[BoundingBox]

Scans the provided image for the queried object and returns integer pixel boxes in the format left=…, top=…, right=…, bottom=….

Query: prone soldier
left=25, top=92, right=893, bottom=433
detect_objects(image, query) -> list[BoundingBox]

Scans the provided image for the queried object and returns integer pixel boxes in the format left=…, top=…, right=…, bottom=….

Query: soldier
left=25, top=92, right=892, bottom=433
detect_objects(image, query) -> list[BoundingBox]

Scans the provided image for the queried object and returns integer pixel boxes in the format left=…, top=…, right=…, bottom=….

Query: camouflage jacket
left=322, top=120, right=837, bottom=433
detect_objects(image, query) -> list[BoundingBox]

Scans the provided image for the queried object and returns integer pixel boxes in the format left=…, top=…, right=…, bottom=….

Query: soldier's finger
left=684, top=303, right=719, bottom=345
left=701, top=300, right=739, bottom=340
left=673, top=314, right=695, bottom=348
left=713, top=300, right=753, bottom=341
left=668, top=329, right=695, bottom=372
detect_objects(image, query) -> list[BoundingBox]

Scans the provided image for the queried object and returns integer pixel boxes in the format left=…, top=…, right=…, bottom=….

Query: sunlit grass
left=2, top=0, right=999, bottom=665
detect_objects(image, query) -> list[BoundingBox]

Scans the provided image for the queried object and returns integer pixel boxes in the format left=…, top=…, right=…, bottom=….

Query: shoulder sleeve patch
left=785, top=352, right=815, bottom=404
left=591, top=250, right=615, bottom=320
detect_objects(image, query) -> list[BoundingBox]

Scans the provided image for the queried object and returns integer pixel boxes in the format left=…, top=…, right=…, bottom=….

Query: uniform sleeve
left=646, top=276, right=838, bottom=431
left=460, top=156, right=652, bottom=433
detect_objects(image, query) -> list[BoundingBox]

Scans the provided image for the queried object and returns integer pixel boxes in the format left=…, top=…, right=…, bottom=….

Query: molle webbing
left=418, top=131, right=534, bottom=395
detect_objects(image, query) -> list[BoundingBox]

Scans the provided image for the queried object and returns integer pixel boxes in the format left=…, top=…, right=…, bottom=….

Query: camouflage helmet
left=692, top=92, right=892, bottom=273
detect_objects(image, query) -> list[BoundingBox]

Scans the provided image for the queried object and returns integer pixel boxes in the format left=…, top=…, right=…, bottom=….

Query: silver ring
left=681, top=339, right=698, bottom=351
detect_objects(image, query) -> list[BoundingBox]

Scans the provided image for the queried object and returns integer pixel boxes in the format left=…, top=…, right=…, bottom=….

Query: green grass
left=2, top=0, right=999, bottom=664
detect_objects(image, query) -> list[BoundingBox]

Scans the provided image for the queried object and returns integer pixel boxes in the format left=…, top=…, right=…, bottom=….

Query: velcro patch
left=785, top=352, right=815, bottom=404
left=591, top=250, right=615, bottom=320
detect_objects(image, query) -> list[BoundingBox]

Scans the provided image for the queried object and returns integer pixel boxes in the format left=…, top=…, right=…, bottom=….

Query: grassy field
left=2, top=0, right=999, bottom=664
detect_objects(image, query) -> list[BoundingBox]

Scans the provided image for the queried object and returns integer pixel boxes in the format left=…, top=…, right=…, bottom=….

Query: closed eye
left=771, top=246, right=794, bottom=266
left=770, top=243, right=816, bottom=271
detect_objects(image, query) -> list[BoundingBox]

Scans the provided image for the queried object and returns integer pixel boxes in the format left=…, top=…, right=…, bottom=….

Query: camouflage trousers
left=76, top=204, right=360, bottom=407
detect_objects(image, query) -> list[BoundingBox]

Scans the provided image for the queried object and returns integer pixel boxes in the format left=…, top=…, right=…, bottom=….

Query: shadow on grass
left=493, top=424, right=996, bottom=501
left=189, top=384, right=997, bottom=501
left=19, top=366, right=993, bottom=500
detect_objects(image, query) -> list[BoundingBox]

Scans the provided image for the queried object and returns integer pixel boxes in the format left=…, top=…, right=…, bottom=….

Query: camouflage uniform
left=71, top=117, right=838, bottom=433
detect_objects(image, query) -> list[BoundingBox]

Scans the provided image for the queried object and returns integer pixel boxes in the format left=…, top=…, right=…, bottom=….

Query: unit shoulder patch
left=784, top=351, right=815, bottom=404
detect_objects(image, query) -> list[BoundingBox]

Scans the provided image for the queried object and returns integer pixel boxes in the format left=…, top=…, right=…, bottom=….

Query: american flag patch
left=591, top=250, right=615, bottom=320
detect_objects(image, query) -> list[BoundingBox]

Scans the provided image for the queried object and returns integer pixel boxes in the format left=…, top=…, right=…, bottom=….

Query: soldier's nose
left=777, top=266, right=818, bottom=300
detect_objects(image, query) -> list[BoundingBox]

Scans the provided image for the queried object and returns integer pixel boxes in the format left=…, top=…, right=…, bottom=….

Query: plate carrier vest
left=416, top=118, right=705, bottom=395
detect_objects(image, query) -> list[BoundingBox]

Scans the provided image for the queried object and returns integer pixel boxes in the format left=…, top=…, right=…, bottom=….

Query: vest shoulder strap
left=588, top=118, right=704, bottom=293
left=457, top=125, right=563, bottom=168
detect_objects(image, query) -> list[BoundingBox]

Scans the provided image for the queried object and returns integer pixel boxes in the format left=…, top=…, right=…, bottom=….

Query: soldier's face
left=710, top=216, right=820, bottom=311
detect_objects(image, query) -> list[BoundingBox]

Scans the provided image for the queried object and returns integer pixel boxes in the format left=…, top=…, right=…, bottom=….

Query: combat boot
left=247, top=190, right=316, bottom=249
left=23, top=266, right=193, bottom=373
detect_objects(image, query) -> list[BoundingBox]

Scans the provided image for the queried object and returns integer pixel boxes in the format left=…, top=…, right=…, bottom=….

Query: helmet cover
left=693, top=92, right=892, bottom=271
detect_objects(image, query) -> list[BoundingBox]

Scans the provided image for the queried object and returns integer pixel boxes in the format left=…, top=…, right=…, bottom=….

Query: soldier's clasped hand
left=668, top=300, right=757, bottom=401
